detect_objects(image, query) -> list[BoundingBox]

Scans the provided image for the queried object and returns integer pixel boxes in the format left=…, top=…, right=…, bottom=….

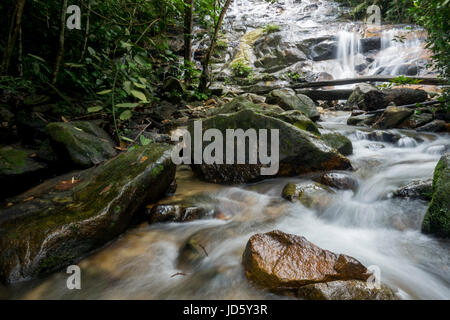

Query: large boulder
left=297, top=280, right=397, bottom=300
left=266, top=89, right=320, bottom=121
left=372, top=106, right=414, bottom=129
left=0, top=143, right=176, bottom=283
left=212, top=96, right=284, bottom=116
left=359, top=37, right=381, bottom=53
left=322, top=133, right=353, bottom=156
left=417, top=120, right=447, bottom=133
left=267, top=110, right=321, bottom=137
left=422, top=154, right=450, bottom=238
left=309, top=41, right=338, bottom=61
left=0, top=145, right=49, bottom=199
left=188, top=109, right=352, bottom=184
left=399, top=112, right=434, bottom=129
left=383, top=88, right=428, bottom=106
left=316, top=172, right=359, bottom=192
left=346, top=84, right=386, bottom=111
left=242, top=230, right=371, bottom=289
left=46, top=121, right=117, bottom=168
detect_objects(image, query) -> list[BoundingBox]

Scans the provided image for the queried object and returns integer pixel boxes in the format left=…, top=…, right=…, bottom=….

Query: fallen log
left=366, top=100, right=442, bottom=114
left=292, top=76, right=447, bottom=89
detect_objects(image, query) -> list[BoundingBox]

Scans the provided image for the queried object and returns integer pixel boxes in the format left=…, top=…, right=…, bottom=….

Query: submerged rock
left=189, top=108, right=352, bottom=184
left=297, top=280, right=397, bottom=300
left=266, top=89, right=320, bottom=121
left=0, top=143, right=176, bottom=283
left=316, top=172, right=359, bottom=191
left=282, top=182, right=333, bottom=209
left=422, top=154, right=450, bottom=238
left=46, top=121, right=117, bottom=168
left=147, top=204, right=215, bottom=224
left=393, top=179, right=433, bottom=201
left=242, top=230, right=371, bottom=289
left=322, top=133, right=353, bottom=156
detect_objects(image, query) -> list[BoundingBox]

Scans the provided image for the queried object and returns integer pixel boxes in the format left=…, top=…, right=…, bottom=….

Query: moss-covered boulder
left=322, top=133, right=353, bottom=156
left=346, top=84, right=386, bottom=111
left=46, top=121, right=117, bottom=168
left=422, top=154, right=450, bottom=238
left=0, top=145, right=49, bottom=199
left=0, top=143, right=176, bottom=283
left=297, top=280, right=398, bottom=300
left=212, top=96, right=284, bottom=116
left=188, top=109, right=352, bottom=184
left=266, top=89, right=320, bottom=121
left=393, top=179, right=433, bottom=201
left=268, top=110, right=321, bottom=137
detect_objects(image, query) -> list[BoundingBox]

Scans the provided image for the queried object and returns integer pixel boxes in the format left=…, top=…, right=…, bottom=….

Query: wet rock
left=0, top=143, right=176, bottom=283
left=0, top=106, right=18, bottom=144
left=399, top=112, right=434, bottom=129
left=347, top=114, right=377, bottom=126
left=266, top=89, right=320, bottom=121
left=366, top=131, right=402, bottom=143
left=383, top=88, right=428, bottom=106
left=46, top=121, right=117, bottom=168
left=0, top=106, right=14, bottom=123
left=422, top=154, right=450, bottom=238
left=0, top=145, right=49, bottom=199
left=373, top=106, right=414, bottom=129
left=322, top=133, right=353, bottom=156
left=310, top=41, right=338, bottom=61
left=393, top=179, right=432, bottom=201
left=416, top=120, right=447, bottom=133
left=360, top=37, right=381, bottom=53
left=346, top=84, right=386, bottom=111
left=189, top=108, right=352, bottom=184
left=147, top=204, right=214, bottom=224
left=316, top=172, right=359, bottom=191
left=282, top=182, right=333, bottom=208
left=162, top=76, right=185, bottom=95
left=242, top=230, right=371, bottom=289
left=297, top=280, right=397, bottom=300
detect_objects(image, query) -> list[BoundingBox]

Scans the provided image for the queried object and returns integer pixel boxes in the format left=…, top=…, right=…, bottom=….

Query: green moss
left=0, top=147, right=28, bottom=174
left=422, top=155, right=450, bottom=238
left=322, top=133, right=353, bottom=156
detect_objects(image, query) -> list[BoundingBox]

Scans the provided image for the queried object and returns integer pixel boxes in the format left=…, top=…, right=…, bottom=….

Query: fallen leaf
left=7, top=202, right=14, bottom=207
left=55, top=179, right=81, bottom=191
left=61, top=116, right=69, bottom=123
left=140, top=156, right=148, bottom=163
left=23, top=196, right=35, bottom=202
left=99, top=184, right=112, bottom=195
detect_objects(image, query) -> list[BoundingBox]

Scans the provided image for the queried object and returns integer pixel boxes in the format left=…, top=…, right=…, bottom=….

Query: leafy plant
left=231, top=60, right=253, bottom=78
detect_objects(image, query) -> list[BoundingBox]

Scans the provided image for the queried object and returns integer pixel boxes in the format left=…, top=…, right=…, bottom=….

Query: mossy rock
left=46, top=121, right=117, bottom=168
left=189, top=109, right=352, bottom=184
left=266, top=89, right=320, bottom=121
left=422, top=154, right=450, bottom=238
left=0, top=145, right=49, bottom=199
left=212, top=96, right=284, bottom=116
left=0, top=143, right=176, bottom=283
left=268, top=110, right=321, bottom=137
left=322, top=133, right=353, bottom=156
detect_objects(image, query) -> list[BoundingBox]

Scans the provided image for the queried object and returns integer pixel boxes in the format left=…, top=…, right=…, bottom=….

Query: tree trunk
left=184, top=0, right=194, bottom=86
left=295, top=89, right=353, bottom=100
left=52, top=0, right=69, bottom=84
left=199, top=0, right=232, bottom=92
left=1, top=0, right=27, bottom=75
left=292, top=76, right=446, bottom=89
left=80, top=0, right=92, bottom=62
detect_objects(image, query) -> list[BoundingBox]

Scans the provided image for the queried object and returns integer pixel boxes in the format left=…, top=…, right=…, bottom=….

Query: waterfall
left=336, top=31, right=361, bottom=78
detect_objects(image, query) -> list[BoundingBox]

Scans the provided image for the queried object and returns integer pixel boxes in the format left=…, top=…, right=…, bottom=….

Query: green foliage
left=231, top=61, right=253, bottom=78
left=336, top=0, right=415, bottom=23
left=263, top=24, right=280, bottom=34
left=411, top=0, right=450, bottom=105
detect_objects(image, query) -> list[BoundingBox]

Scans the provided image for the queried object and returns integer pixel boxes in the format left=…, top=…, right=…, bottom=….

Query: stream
left=3, top=0, right=449, bottom=300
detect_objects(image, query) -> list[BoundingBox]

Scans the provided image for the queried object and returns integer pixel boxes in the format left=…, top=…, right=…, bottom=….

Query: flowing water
left=3, top=0, right=449, bottom=300
left=6, top=112, right=450, bottom=300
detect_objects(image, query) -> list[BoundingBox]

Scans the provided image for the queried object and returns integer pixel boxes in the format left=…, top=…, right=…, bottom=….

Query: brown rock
left=297, top=280, right=398, bottom=300
left=242, top=230, right=371, bottom=289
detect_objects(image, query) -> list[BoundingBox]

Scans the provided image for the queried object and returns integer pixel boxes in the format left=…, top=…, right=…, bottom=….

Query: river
left=3, top=0, right=449, bottom=300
